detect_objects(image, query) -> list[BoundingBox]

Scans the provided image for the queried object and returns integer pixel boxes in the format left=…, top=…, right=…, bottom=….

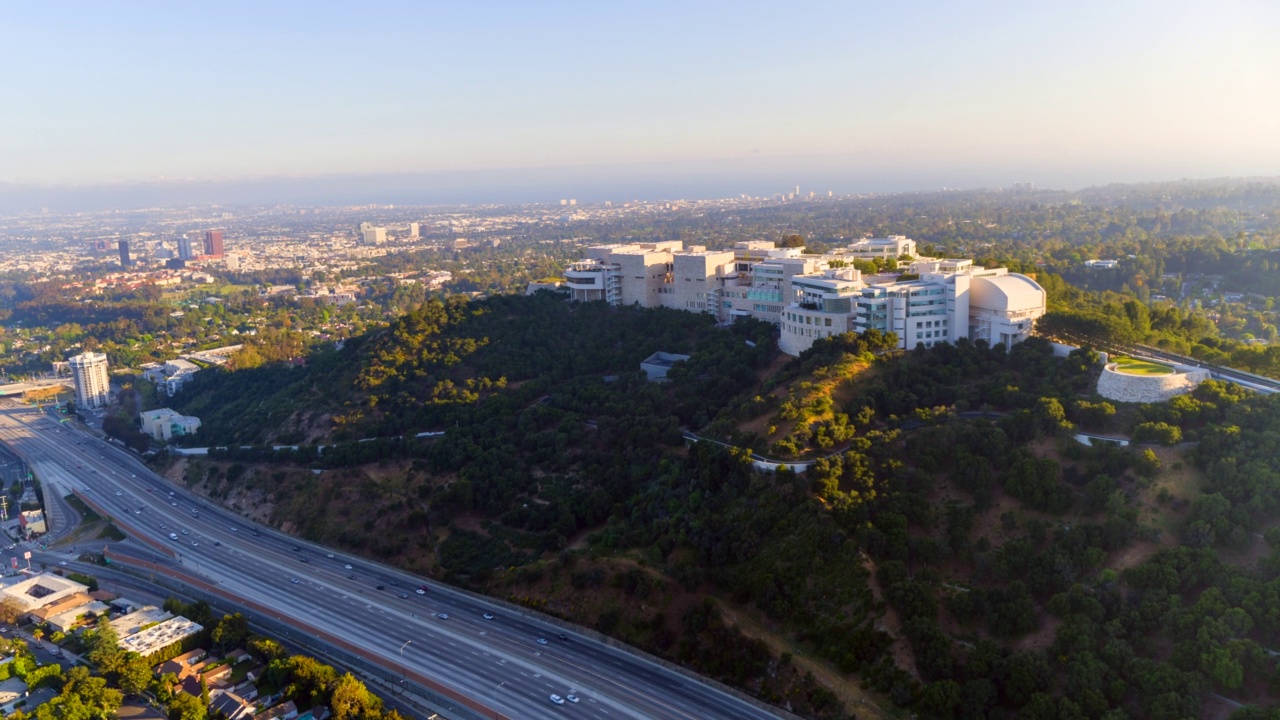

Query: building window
left=824, top=318, right=832, bottom=327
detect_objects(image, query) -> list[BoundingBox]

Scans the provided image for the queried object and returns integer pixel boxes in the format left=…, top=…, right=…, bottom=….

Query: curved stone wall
left=1096, top=363, right=1210, bottom=404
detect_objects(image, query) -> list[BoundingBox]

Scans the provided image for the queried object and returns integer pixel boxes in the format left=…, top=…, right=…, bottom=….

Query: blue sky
left=2, top=1, right=1278, bottom=192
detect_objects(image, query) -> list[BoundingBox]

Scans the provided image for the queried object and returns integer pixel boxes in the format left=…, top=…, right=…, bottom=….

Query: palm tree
left=31, top=628, right=43, bottom=645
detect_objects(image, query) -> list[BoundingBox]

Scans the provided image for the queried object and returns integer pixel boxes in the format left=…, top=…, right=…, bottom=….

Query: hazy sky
left=2, top=1, right=1278, bottom=193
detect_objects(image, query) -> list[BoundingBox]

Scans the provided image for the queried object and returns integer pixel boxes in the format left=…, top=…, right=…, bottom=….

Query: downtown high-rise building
left=204, top=230, right=224, bottom=257
left=118, top=240, right=131, bottom=268
left=177, top=237, right=196, bottom=261
left=68, top=351, right=110, bottom=409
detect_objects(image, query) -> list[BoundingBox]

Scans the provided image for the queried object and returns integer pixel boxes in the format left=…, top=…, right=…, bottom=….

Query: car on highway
left=326, top=553, right=335, bottom=558
left=549, top=694, right=565, bottom=705
left=58, top=561, right=66, bottom=566
left=398, top=593, right=409, bottom=599
left=483, top=613, right=494, bottom=620
left=566, top=694, right=579, bottom=703
left=344, top=564, right=353, bottom=570
left=537, top=638, right=548, bottom=645
left=191, top=541, right=198, bottom=547
left=181, top=529, right=189, bottom=535
left=414, top=588, right=425, bottom=595
left=114, top=491, right=122, bottom=496
left=557, top=633, right=569, bottom=641
left=291, top=578, right=300, bottom=584
left=436, top=612, right=448, bottom=620
left=375, top=585, right=385, bottom=591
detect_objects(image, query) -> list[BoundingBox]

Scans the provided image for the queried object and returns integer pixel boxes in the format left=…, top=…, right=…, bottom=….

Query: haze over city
left=2, top=0, right=1278, bottom=211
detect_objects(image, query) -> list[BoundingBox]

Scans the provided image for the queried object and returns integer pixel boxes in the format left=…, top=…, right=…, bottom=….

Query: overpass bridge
left=0, top=378, right=73, bottom=400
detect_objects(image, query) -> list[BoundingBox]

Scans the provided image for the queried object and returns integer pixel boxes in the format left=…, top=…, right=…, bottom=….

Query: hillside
left=164, top=294, right=1280, bottom=720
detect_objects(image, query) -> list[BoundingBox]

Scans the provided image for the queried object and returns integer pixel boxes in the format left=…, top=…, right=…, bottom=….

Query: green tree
left=167, top=691, right=206, bottom=720
left=211, top=614, right=249, bottom=651
left=1033, top=397, right=1071, bottom=436
left=86, top=615, right=121, bottom=670
left=330, top=673, right=382, bottom=720
left=117, top=654, right=152, bottom=696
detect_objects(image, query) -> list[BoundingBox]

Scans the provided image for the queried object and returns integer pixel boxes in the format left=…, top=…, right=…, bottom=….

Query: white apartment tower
left=69, top=351, right=110, bottom=409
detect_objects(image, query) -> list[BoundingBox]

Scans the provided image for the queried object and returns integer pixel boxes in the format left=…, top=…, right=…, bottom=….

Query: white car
left=436, top=613, right=449, bottom=620
left=483, top=613, right=494, bottom=620
left=114, top=491, right=122, bottom=496
left=549, top=694, right=565, bottom=705
left=566, top=694, right=579, bottom=703
left=345, top=564, right=353, bottom=570
left=537, top=638, right=548, bottom=645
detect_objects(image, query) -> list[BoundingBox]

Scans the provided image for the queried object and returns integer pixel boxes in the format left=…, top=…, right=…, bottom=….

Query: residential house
left=257, top=700, right=299, bottom=720
left=210, top=691, right=256, bottom=720
left=156, top=648, right=208, bottom=679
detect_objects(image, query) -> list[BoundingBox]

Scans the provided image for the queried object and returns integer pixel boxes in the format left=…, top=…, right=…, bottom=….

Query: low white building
left=1084, top=259, right=1120, bottom=269
left=118, top=616, right=203, bottom=657
left=111, top=605, right=174, bottom=637
left=0, top=574, right=90, bottom=614
left=139, top=408, right=201, bottom=441
left=142, top=359, right=200, bottom=395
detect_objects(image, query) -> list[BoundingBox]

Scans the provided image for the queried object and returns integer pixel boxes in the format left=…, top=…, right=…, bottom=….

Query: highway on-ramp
left=0, top=401, right=786, bottom=720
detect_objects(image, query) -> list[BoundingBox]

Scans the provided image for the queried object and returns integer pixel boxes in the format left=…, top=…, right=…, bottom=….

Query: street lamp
left=398, top=640, right=413, bottom=688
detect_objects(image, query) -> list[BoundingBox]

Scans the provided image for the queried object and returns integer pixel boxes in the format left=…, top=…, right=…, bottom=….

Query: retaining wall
left=1096, top=363, right=1209, bottom=404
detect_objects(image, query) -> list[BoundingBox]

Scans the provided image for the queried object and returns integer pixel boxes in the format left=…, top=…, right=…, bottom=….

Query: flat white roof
left=118, top=616, right=203, bottom=657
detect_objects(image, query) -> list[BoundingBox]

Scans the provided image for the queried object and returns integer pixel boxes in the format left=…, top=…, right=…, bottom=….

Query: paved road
left=0, top=401, right=786, bottom=720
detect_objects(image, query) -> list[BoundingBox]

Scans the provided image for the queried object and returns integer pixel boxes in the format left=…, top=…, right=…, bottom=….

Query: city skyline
left=2, top=1, right=1278, bottom=207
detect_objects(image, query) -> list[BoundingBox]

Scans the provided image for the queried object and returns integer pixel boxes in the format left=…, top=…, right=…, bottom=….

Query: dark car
left=557, top=633, right=569, bottom=641
left=376, top=585, right=385, bottom=590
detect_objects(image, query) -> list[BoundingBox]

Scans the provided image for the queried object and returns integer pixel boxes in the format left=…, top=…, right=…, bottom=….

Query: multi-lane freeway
left=0, top=401, right=786, bottom=720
